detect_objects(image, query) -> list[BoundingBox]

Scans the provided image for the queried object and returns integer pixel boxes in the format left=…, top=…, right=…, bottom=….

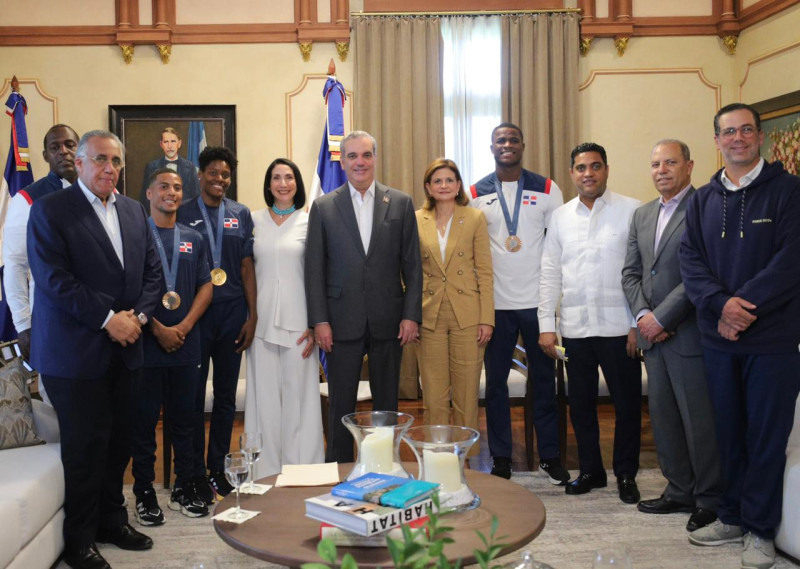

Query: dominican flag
left=308, top=75, right=348, bottom=205
left=179, top=241, right=193, bottom=253
left=0, top=82, right=35, bottom=342
left=187, top=121, right=206, bottom=171
left=522, top=193, right=538, bottom=206
left=223, top=218, right=239, bottom=229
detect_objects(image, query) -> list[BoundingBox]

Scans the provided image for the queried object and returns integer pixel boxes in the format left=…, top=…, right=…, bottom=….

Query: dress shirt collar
left=78, top=178, right=117, bottom=207
left=574, top=189, right=613, bottom=214
left=659, top=184, right=691, bottom=208
left=349, top=181, right=375, bottom=201
left=720, top=157, right=764, bottom=191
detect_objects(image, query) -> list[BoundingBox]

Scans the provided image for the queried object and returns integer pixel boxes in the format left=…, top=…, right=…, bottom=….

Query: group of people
left=3, top=102, right=798, bottom=569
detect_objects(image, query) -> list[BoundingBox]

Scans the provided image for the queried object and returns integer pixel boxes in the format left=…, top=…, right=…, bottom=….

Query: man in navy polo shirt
left=132, top=168, right=212, bottom=525
left=177, top=147, right=256, bottom=501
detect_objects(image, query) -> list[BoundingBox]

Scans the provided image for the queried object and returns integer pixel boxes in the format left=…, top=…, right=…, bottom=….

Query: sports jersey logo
left=522, top=193, right=538, bottom=206
left=223, top=218, right=239, bottom=229
left=179, top=242, right=192, bottom=253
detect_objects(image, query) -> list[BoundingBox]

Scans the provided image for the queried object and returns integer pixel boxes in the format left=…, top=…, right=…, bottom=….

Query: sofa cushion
left=0, top=499, right=22, bottom=568
left=0, top=358, right=44, bottom=450
left=0, top=442, right=64, bottom=546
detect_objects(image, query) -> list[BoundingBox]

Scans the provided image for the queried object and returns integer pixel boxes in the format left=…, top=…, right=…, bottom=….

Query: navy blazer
left=27, top=184, right=162, bottom=378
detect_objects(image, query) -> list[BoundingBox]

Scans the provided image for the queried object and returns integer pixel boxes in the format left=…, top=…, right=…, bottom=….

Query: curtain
left=352, top=15, right=444, bottom=207
left=501, top=12, right=580, bottom=200
left=441, top=16, right=502, bottom=188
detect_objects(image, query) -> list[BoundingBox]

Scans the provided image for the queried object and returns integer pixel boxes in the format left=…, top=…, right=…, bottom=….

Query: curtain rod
left=352, top=8, right=581, bottom=17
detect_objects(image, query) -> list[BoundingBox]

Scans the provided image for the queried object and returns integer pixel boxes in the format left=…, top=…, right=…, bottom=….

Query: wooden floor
left=126, top=399, right=658, bottom=485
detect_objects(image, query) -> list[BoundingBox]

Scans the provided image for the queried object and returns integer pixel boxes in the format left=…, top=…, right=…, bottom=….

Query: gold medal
left=210, top=268, right=228, bottom=286
left=162, top=291, right=181, bottom=310
left=505, top=235, right=522, bottom=252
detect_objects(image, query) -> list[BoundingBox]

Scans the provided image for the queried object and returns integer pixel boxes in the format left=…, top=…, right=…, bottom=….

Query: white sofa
left=776, top=394, right=800, bottom=560
left=0, top=399, right=64, bottom=569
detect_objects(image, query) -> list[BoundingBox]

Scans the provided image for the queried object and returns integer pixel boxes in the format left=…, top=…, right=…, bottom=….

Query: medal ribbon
left=494, top=176, right=524, bottom=242
left=148, top=218, right=181, bottom=294
left=197, top=197, right=225, bottom=271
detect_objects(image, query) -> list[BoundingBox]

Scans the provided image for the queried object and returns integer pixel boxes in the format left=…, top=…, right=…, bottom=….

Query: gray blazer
left=304, top=182, right=422, bottom=341
left=622, top=187, right=701, bottom=355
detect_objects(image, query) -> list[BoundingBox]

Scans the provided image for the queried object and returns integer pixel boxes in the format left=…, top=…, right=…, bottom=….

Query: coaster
left=239, top=483, right=272, bottom=495
left=211, top=508, right=261, bottom=524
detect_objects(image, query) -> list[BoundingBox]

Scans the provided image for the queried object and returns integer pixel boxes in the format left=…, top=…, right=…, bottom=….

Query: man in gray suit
left=305, top=130, right=422, bottom=463
left=622, top=139, right=721, bottom=532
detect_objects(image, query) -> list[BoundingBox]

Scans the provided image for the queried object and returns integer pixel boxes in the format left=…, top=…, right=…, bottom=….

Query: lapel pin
left=459, top=218, right=464, bottom=224
left=383, top=195, right=390, bottom=203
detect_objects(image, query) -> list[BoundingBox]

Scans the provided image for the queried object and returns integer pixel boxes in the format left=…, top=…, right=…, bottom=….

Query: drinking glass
left=224, top=452, right=249, bottom=519
left=593, top=547, right=633, bottom=568
left=239, top=432, right=263, bottom=491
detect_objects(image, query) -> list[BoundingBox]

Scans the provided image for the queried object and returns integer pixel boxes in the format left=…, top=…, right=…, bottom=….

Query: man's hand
left=626, top=328, right=639, bottom=359
left=105, top=309, right=141, bottom=347
left=398, top=319, right=419, bottom=346
left=314, top=323, right=333, bottom=353
left=477, top=324, right=493, bottom=346
left=718, top=319, right=740, bottom=341
left=298, top=328, right=315, bottom=359
left=721, top=297, right=757, bottom=332
left=151, top=317, right=185, bottom=352
left=637, top=312, right=664, bottom=343
left=538, top=332, right=560, bottom=360
left=17, top=328, right=31, bottom=361
left=235, top=316, right=257, bottom=354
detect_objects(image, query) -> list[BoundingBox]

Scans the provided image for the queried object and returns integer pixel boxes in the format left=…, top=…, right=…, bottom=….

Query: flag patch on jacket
left=179, top=242, right=192, bottom=253
left=522, top=193, right=538, bottom=206
left=223, top=218, right=239, bottom=229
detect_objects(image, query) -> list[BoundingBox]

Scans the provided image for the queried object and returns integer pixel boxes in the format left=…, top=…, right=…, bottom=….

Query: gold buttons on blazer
left=429, top=290, right=434, bottom=295
left=458, top=251, right=464, bottom=256
left=458, top=270, right=463, bottom=275
left=457, top=289, right=463, bottom=294
left=442, top=277, right=447, bottom=282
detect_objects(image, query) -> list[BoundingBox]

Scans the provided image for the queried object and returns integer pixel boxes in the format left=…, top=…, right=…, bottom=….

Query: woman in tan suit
left=416, top=158, right=494, bottom=454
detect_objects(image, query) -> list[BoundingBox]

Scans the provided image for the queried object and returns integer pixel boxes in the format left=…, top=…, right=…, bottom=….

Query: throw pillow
left=0, top=358, right=45, bottom=450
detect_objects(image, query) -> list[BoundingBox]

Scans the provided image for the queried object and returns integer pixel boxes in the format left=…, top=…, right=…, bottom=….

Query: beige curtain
left=352, top=15, right=444, bottom=207
left=501, top=12, right=580, bottom=200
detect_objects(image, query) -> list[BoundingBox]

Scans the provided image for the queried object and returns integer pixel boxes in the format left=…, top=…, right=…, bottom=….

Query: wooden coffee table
left=213, top=463, right=546, bottom=568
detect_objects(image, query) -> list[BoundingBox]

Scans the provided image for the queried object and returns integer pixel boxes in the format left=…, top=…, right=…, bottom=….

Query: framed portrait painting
left=753, top=90, right=800, bottom=176
left=108, top=105, right=237, bottom=202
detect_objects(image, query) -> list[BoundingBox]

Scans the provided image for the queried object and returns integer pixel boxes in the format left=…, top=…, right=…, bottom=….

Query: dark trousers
left=325, top=331, right=402, bottom=463
left=703, top=348, right=800, bottom=539
left=562, top=335, right=642, bottom=478
left=43, top=360, right=136, bottom=551
left=132, top=364, right=202, bottom=494
left=194, top=297, right=247, bottom=474
left=484, top=308, right=560, bottom=460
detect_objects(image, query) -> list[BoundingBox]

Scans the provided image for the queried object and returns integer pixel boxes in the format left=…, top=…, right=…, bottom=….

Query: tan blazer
left=416, top=204, right=494, bottom=331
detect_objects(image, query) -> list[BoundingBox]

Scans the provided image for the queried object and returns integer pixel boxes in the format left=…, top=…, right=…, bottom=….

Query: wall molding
left=738, top=38, right=800, bottom=99
left=0, top=78, right=59, bottom=123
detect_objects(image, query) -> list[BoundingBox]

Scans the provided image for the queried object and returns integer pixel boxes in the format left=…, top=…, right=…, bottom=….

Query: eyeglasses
left=88, top=154, right=125, bottom=170
left=718, top=125, right=758, bottom=139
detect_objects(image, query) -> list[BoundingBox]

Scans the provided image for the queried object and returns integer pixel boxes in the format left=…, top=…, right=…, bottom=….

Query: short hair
left=491, top=122, right=524, bottom=142
left=652, top=139, right=691, bottom=161
left=341, top=130, right=377, bottom=156
left=263, top=158, right=307, bottom=209
left=714, top=103, right=761, bottom=135
left=161, top=127, right=181, bottom=141
left=147, top=167, right=183, bottom=189
left=198, top=146, right=237, bottom=172
left=570, top=142, right=607, bottom=167
left=76, top=130, right=125, bottom=161
left=43, top=124, right=78, bottom=150
left=422, top=158, right=469, bottom=210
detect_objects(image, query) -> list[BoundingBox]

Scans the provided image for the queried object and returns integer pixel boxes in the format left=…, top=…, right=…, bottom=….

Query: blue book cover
left=332, top=473, right=439, bottom=508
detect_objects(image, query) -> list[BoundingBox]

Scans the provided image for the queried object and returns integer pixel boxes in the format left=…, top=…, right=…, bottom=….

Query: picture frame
left=108, top=104, right=237, bottom=202
left=752, top=90, right=800, bottom=176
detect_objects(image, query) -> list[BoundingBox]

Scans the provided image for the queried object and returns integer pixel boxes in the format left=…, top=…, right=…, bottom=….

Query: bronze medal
left=505, top=235, right=522, bottom=252
left=210, top=268, right=228, bottom=286
left=162, top=291, right=181, bottom=310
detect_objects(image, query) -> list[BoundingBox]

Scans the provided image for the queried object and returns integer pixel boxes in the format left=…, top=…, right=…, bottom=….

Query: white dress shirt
left=349, top=181, right=375, bottom=253
left=720, top=157, right=765, bottom=191
left=538, top=190, right=641, bottom=338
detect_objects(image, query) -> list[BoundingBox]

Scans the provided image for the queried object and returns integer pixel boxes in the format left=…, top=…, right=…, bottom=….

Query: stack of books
left=305, top=473, right=439, bottom=546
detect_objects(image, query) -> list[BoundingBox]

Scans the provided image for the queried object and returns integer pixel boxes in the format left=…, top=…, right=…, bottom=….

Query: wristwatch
left=137, top=312, right=148, bottom=326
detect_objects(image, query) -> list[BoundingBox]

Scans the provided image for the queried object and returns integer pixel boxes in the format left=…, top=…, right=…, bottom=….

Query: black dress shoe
left=490, top=457, right=512, bottom=480
left=565, top=472, right=607, bottom=495
left=687, top=507, right=717, bottom=532
left=637, top=495, right=694, bottom=514
left=63, top=544, right=111, bottom=569
left=96, top=523, right=153, bottom=550
left=617, top=475, right=640, bottom=504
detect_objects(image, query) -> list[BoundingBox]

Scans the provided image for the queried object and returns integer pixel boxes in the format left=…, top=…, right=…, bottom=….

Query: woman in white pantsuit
left=245, top=158, right=324, bottom=478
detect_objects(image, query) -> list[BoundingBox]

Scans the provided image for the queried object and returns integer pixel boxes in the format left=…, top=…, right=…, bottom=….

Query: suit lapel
left=69, top=186, right=124, bottom=271
left=420, top=210, right=445, bottom=272
left=443, top=207, right=465, bottom=269
left=117, top=198, right=140, bottom=273
left=332, top=185, right=367, bottom=258
left=654, top=187, right=693, bottom=261
left=367, top=184, right=390, bottom=259
left=640, top=201, right=659, bottom=262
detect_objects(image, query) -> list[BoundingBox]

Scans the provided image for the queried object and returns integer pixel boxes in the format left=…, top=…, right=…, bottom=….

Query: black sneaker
left=539, top=457, right=571, bottom=486
left=134, top=488, right=165, bottom=526
left=490, top=457, right=512, bottom=479
left=193, top=475, right=215, bottom=506
left=169, top=481, right=209, bottom=518
left=208, top=471, right=234, bottom=498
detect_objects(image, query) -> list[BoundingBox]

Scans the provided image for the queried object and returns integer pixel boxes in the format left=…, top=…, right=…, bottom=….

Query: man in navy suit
left=28, top=130, right=162, bottom=569
left=140, top=127, right=200, bottom=214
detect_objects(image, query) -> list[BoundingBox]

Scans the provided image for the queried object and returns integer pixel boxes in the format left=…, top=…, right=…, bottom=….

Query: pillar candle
left=360, top=427, right=394, bottom=473
left=423, top=450, right=461, bottom=493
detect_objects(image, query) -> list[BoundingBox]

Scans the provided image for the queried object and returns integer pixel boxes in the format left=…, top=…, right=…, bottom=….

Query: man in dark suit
left=28, top=130, right=162, bottom=569
left=140, top=127, right=200, bottom=213
left=622, top=139, right=721, bottom=531
left=305, top=130, right=422, bottom=463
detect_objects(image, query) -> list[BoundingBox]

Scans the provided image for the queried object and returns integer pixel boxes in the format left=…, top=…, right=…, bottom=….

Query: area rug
left=53, top=469, right=799, bottom=568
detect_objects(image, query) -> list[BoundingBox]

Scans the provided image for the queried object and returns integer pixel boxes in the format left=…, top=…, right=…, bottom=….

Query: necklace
left=272, top=204, right=296, bottom=217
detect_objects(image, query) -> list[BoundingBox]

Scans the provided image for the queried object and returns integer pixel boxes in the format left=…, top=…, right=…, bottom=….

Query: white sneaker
left=741, top=533, right=776, bottom=569
left=688, top=519, right=743, bottom=546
